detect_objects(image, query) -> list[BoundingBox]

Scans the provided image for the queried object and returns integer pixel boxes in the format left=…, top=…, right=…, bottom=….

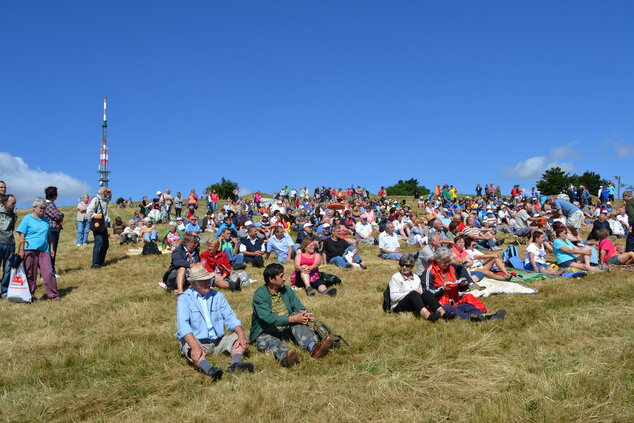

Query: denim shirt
left=175, top=288, right=241, bottom=341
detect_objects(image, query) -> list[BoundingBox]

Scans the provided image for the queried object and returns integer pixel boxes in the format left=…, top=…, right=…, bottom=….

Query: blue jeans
left=442, top=303, right=483, bottom=320
left=0, top=243, right=14, bottom=294
left=92, top=231, right=109, bottom=267
left=223, top=247, right=245, bottom=266
left=76, top=220, right=90, bottom=245
left=380, top=253, right=403, bottom=260
left=211, top=202, right=218, bottom=212
left=143, top=229, right=158, bottom=243
left=329, top=245, right=361, bottom=267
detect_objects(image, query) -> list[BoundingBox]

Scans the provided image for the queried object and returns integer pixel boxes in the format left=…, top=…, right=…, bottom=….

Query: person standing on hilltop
left=87, top=187, right=111, bottom=269
left=0, top=193, right=17, bottom=297
left=44, top=186, right=63, bottom=277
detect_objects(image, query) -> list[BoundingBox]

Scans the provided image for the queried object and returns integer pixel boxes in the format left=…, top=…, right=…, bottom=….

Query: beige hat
left=187, top=263, right=212, bottom=282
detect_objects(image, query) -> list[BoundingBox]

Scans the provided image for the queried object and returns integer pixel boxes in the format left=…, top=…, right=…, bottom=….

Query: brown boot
left=283, top=348, right=300, bottom=367
left=310, top=336, right=334, bottom=359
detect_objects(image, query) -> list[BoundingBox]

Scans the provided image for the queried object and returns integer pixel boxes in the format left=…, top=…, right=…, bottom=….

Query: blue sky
left=1, top=1, right=633, bottom=206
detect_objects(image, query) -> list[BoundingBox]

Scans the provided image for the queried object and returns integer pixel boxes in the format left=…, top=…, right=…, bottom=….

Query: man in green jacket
left=249, top=263, right=333, bottom=367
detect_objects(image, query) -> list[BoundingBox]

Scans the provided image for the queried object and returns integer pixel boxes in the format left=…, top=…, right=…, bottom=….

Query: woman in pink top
left=597, top=229, right=634, bottom=265
left=292, top=238, right=336, bottom=297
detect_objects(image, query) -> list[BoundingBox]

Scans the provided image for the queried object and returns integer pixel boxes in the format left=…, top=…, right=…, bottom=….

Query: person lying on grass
left=422, top=247, right=506, bottom=322
left=552, top=225, right=600, bottom=272
left=597, top=228, right=634, bottom=265
left=175, top=263, right=254, bottom=381
left=249, top=263, right=334, bottom=367
left=463, top=237, right=514, bottom=281
left=388, top=255, right=455, bottom=322
left=524, top=230, right=564, bottom=276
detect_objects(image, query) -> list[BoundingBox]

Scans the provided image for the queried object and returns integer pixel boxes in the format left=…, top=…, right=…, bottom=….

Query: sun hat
left=188, top=264, right=212, bottom=282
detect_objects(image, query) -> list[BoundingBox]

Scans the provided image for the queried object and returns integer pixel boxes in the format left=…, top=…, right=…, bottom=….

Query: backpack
left=382, top=285, right=391, bottom=312
left=142, top=241, right=161, bottom=255
left=312, top=319, right=349, bottom=349
left=502, top=245, right=519, bottom=267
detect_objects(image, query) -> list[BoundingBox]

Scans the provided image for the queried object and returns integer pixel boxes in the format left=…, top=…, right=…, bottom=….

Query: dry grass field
left=1, top=198, right=633, bottom=422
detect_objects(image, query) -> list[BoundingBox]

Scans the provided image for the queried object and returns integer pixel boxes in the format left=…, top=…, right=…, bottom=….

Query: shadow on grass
left=58, top=286, right=79, bottom=298
left=103, top=255, right=131, bottom=267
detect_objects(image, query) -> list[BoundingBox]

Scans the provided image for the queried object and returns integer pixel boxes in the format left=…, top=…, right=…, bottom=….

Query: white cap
left=245, top=220, right=253, bottom=226
left=323, top=223, right=331, bottom=228
left=263, top=213, right=269, bottom=217
left=304, top=223, right=313, bottom=227
left=156, top=191, right=162, bottom=195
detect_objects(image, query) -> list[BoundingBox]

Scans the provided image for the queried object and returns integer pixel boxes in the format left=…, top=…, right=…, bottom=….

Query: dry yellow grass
left=0, top=199, right=632, bottom=422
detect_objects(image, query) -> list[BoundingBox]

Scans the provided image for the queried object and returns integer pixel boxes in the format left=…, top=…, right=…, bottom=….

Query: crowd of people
left=1, top=180, right=633, bottom=380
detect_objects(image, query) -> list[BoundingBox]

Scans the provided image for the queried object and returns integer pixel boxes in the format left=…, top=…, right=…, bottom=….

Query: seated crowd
left=2, top=180, right=633, bottom=381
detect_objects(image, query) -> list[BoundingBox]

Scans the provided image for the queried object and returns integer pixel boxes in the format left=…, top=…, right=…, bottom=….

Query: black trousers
left=392, top=290, right=442, bottom=315
left=626, top=232, right=634, bottom=253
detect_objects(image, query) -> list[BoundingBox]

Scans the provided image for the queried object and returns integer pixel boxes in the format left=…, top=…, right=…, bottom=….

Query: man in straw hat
left=175, top=263, right=254, bottom=381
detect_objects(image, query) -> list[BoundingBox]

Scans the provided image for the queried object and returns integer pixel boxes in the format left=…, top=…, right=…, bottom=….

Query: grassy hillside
left=0, top=200, right=632, bottom=422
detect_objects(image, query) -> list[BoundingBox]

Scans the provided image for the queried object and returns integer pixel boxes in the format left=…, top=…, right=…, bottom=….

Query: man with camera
left=87, top=187, right=111, bottom=269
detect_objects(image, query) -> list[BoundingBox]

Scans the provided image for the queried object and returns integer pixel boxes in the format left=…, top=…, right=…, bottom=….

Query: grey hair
left=433, top=246, right=453, bottom=263
left=623, top=191, right=632, bottom=198
left=398, top=254, right=416, bottom=267
left=32, top=197, right=46, bottom=208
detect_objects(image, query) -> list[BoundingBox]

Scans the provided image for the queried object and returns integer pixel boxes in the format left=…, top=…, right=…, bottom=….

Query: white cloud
left=614, top=143, right=634, bottom=158
left=550, top=140, right=580, bottom=160
left=0, top=152, right=91, bottom=206
left=502, top=142, right=578, bottom=179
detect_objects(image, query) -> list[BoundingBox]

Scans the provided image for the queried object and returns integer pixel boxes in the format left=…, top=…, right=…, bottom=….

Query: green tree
left=536, top=167, right=570, bottom=195
left=385, top=178, right=430, bottom=197
left=569, top=171, right=609, bottom=195
left=205, top=177, right=239, bottom=200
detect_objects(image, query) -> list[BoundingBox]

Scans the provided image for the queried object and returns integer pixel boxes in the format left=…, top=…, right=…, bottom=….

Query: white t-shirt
left=466, top=248, right=483, bottom=269
left=355, top=221, right=372, bottom=238
left=525, top=243, right=547, bottom=265
left=378, top=231, right=400, bottom=252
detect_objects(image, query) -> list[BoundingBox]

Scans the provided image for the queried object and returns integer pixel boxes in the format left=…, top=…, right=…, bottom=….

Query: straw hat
left=187, top=263, right=212, bottom=282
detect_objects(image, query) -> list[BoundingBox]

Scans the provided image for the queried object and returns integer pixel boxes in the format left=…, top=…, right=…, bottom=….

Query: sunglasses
left=400, top=264, right=414, bottom=268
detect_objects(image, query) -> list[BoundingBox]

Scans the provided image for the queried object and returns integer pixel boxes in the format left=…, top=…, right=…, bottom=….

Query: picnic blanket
left=469, top=277, right=538, bottom=298
left=127, top=248, right=171, bottom=256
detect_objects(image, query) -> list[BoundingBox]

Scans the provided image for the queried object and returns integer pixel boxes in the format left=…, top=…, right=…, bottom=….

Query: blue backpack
left=502, top=245, right=519, bottom=266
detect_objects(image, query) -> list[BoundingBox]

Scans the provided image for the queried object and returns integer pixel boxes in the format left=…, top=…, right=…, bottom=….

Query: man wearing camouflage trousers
left=249, top=263, right=333, bottom=367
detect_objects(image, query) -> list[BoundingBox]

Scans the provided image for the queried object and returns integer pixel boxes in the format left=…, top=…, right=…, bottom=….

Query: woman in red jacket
left=199, top=238, right=239, bottom=291
left=422, top=246, right=506, bottom=321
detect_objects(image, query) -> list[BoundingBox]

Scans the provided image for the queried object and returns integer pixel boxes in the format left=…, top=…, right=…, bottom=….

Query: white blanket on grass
left=469, top=277, right=538, bottom=298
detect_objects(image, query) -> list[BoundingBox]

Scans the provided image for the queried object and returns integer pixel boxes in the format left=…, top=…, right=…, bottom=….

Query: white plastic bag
left=7, top=263, right=32, bottom=303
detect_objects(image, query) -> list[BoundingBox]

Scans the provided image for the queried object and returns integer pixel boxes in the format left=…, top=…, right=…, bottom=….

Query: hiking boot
left=442, top=311, right=457, bottom=321
left=359, top=264, right=368, bottom=270
left=282, top=348, right=300, bottom=367
left=498, top=238, right=505, bottom=246
left=305, top=286, right=316, bottom=296
left=206, top=366, right=224, bottom=381
left=321, top=287, right=337, bottom=297
left=310, top=336, right=334, bottom=359
left=427, top=310, right=441, bottom=323
left=229, top=280, right=242, bottom=292
left=233, top=263, right=247, bottom=270
left=486, top=309, right=507, bottom=321
left=470, top=314, right=486, bottom=322
left=226, top=362, right=254, bottom=373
